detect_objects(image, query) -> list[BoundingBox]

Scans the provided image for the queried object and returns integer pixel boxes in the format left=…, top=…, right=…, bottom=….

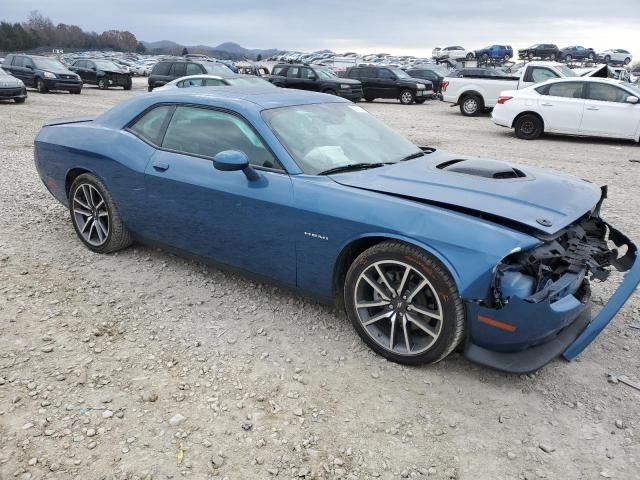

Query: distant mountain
left=142, top=40, right=282, bottom=60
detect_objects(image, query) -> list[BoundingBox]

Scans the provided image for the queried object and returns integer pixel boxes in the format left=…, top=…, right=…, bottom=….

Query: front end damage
left=464, top=191, right=639, bottom=373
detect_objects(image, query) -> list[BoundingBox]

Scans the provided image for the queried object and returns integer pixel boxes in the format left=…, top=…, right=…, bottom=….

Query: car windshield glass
left=390, top=68, right=410, bottom=79
left=263, top=103, right=422, bottom=175
left=226, top=77, right=272, bottom=87
left=201, top=63, right=233, bottom=75
left=553, top=65, right=578, bottom=77
left=316, top=68, right=337, bottom=79
left=625, top=83, right=640, bottom=96
left=33, top=57, right=66, bottom=70
left=93, top=61, right=120, bottom=70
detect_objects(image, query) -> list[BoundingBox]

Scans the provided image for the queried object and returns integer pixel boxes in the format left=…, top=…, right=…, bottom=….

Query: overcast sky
left=2, top=0, right=639, bottom=57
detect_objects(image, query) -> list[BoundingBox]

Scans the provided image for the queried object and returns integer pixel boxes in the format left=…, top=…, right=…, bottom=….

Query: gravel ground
left=0, top=78, right=639, bottom=480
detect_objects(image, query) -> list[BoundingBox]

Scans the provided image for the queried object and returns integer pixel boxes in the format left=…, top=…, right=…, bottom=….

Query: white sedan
left=492, top=77, right=640, bottom=142
left=154, top=74, right=274, bottom=91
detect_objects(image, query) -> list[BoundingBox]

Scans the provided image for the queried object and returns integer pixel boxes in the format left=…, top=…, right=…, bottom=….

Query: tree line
left=0, top=11, right=145, bottom=53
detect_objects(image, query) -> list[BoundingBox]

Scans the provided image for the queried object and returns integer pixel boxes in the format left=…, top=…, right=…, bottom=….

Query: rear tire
left=399, top=89, right=415, bottom=105
left=36, top=79, right=48, bottom=93
left=466, top=52, right=474, bottom=60
left=624, top=57, right=631, bottom=65
left=124, top=78, right=133, bottom=90
left=69, top=173, right=133, bottom=254
left=604, top=55, right=611, bottom=63
left=564, top=54, right=572, bottom=62
left=514, top=114, right=543, bottom=140
left=364, top=97, right=375, bottom=102
left=460, top=94, right=483, bottom=116
left=344, top=241, right=465, bottom=366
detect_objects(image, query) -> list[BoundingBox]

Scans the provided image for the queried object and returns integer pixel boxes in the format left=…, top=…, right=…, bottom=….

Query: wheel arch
left=65, top=167, right=93, bottom=198
left=457, top=90, right=482, bottom=104
left=332, top=233, right=462, bottom=307
left=511, top=110, right=545, bottom=130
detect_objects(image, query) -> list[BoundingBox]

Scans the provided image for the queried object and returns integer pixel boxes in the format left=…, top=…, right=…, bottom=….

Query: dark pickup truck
left=267, top=64, right=363, bottom=101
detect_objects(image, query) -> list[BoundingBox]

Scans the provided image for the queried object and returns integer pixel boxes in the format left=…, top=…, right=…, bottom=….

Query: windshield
left=390, top=67, right=410, bottom=79
left=201, top=63, right=233, bottom=75
left=554, top=65, right=578, bottom=77
left=33, top=57, right=66, bottom=70
left=625, top=83, right=640, bottom=96
left=316, top=68, right=338, bottom=79
left=226, top=77, right=274, bottom=87
left=93, top=60, right=120, bottom=70
left=263, top=103, right=422, bottom=175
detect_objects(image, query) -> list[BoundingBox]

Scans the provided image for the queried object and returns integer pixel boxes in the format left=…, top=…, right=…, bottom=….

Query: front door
left=580, top=82, right=640, bottom=139
left=139, top=105, right=297, bottom=285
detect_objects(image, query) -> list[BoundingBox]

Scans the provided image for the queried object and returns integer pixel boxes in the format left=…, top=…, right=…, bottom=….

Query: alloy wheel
left=72, top=183, right=109, bottom=246
left=463, top=98, right=477, bottom=115
left=353, top=260, right=443, bottom=355
left=401, top=91, right=413, bottom=104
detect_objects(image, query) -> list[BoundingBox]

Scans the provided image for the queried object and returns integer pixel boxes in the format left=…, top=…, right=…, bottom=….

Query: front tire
left=514, top=113, right=543, bottom=140
left=604, top=55, right=611, bottom=63
left=344, top=241, right=465, bottom=366
left=98, top=78, right=108, bottom=90
left=69, top=174, right=133, bottom=254
left=124, top=78, right=133, bottom=90
left=364, top=96, right=375, bottom=102
left=624, top=57, right=631, bottom=65
left=466, top=52, right=474, bottom=60
left=460, top=94, right=483, bottom=116
left=564, top=54, right=572, bottom=62
left=36, top=79, right=48, bottom=93
left=14, top=97, right=26, bottom=104
left=399, top=89, right=415, bottom=105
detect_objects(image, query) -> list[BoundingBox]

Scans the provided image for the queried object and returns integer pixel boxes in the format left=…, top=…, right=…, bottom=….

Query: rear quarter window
left=272, top=66, right=286, bottom=76
left=152, top=62, right=172, bottom=76
left=129, top=105, right=174, bottom=146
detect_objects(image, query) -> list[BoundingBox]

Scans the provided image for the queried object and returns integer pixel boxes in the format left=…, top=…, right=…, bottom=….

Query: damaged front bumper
left=463, top=212, right=639, bottom=373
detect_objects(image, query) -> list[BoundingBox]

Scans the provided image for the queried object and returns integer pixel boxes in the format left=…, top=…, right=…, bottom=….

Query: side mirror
left=25, top=64, right=34, bottom=70
left=626, top=96, right=639, bottom=104
left=91, top=66, right=96, bottom=71
left=213, top=150, right=259, bottom=181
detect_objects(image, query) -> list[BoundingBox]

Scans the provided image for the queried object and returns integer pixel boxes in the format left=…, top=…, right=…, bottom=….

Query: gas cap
left=536, top=218, right=553, bottom=227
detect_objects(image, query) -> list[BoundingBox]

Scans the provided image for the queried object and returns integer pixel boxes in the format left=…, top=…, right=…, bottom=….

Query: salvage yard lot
left=0, top=78, right=638, bottom=480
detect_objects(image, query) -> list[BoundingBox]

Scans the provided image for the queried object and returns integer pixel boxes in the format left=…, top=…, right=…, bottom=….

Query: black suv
left=2, top=54, right=82, bottom=94
left=70, top=59, right=132, bottom=90
left=405, top=67, right=446, bottom=94
left=148, top=60, right=234, bottom=91
left=343, top=66, right=433, bottom=104
left=517, top=44, right=560, bottom=60
left=267, top=64, right=362, bottom=101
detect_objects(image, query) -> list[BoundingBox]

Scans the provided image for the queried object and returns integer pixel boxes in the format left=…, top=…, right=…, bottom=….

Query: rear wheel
left=564, top=54, right=572, bottom=62
left=549, top=53, right=556, bottom=60
left=460, top=94, right=483, bottom=116
left=624, top=57, right=631, bottom=65
left=528, top=52, right=535, bottom=60
left=364, top=97, right=375, bottom=102
left=481, top=53, right=489, bottom=61
left=69, top=173, right=133, bottom=254
left=604, top=55, right=611, bottom=63
left=36, top=79, right=48, bottom=93
left=503, top=54, right=511, bottom=61
left=124, top=78, right=133, bottom=90
left=466, top=52, right=474, bottom=60
left=344, top=241, right=465, bottom=366
left=399, top=89, right=415, bottom=105
left=588, top=52, right=595, bottom=60
left=514, top=113, right=543, bottom=140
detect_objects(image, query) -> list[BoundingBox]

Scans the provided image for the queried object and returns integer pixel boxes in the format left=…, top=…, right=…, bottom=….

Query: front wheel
left=399, top=89, right=415, bottom=105
left=564, top=54, right=572, bottom=62
left=344, top=241, right=465, bottom=365
left=36, top=79, right=48, bottom=93
left=466, top=52, right=474, bottom=60
left=124, top=78, right=133, bottom=90
left=69, top=173, right=133, bottom=254
left=503, top=54, right=511, bottom=61
left=364, top=97, right=375, bottom=102
left=460, top=94, right=483, bottom=116
left=604, top=55, right=611, bottom=63
left=514, top=113, right=543, bottom=140
left=588, top=52, right=595, bottom=60
left=98, top=78, right=108, bottom=90
left=624, top=57, right=631, bottom=65
left=14, top=97, right=26, bottom=103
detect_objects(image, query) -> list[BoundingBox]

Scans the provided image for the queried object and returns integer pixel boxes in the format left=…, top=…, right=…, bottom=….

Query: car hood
left=328, top=150, right=602, bottom=236
left=0, top=75, right=23, bottom=87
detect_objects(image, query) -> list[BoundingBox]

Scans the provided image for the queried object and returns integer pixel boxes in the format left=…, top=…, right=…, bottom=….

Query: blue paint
left=33, top=87, right=639, bottom=370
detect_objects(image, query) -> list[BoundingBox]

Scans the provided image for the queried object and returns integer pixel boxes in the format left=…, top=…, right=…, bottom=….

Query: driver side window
left=161, top=106, right=281, bottom=170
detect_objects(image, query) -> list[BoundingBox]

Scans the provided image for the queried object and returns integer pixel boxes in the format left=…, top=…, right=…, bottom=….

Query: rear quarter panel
left=34, top=122, right=155, bottom=232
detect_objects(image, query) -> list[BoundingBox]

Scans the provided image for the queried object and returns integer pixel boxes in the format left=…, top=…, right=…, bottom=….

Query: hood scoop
left=437, top=158, right=527, bottom=180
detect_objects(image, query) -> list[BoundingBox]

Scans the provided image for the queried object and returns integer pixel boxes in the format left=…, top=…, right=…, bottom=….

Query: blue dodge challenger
left=34, top=88, right=639, bottom=373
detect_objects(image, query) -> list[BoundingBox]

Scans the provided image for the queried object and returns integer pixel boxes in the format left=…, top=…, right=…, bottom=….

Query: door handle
left=152, top=161, right=169, bottom=172
left=586, top=106, right=599, bottom=111
left=541, top=102, right=553, bottom=107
